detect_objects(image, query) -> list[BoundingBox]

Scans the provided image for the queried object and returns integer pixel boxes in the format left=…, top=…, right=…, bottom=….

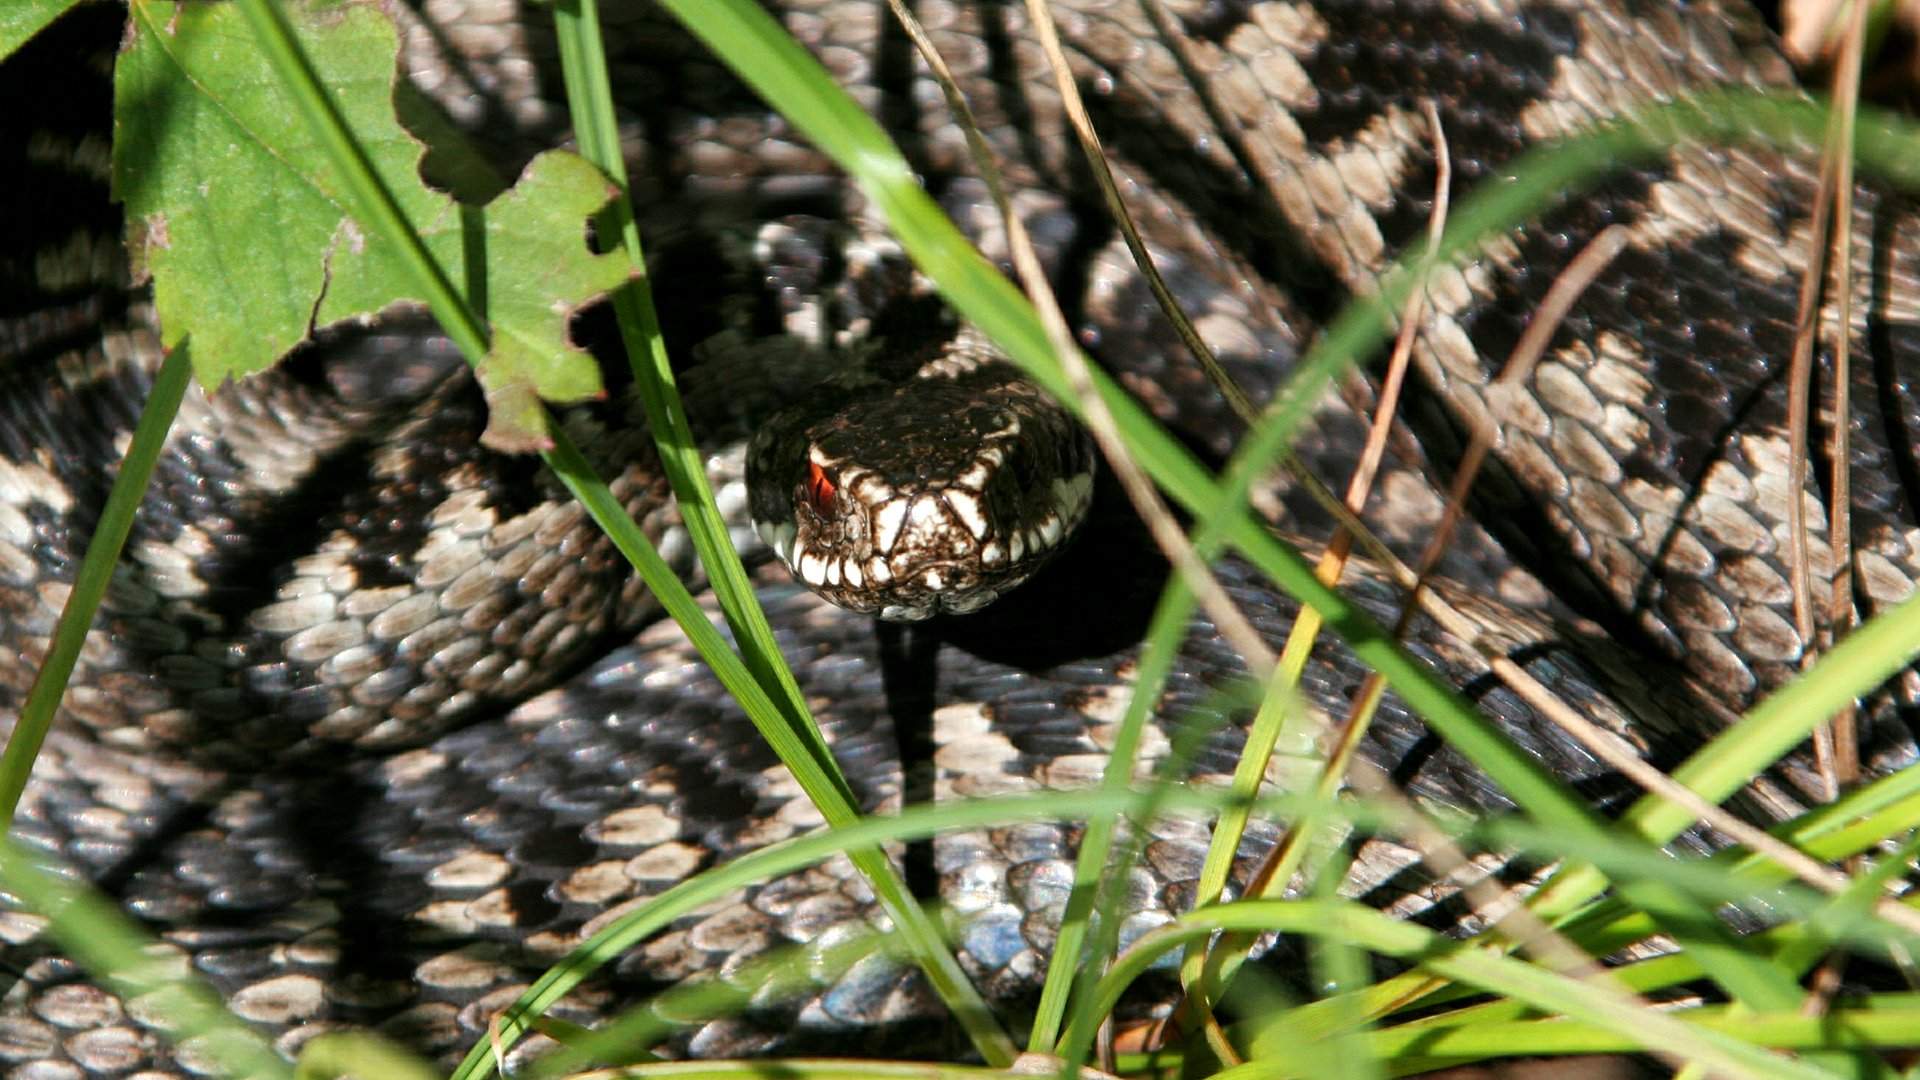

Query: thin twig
left=1798, top=0, right=1873, bottom=1023
left=1345, top=760, right=1608, bottom=979
left=1019, top=0, right=1258, bottom=424
left=1292, top=227, right=1635, bottom=976
left=960, top=0, right=1276, bottom=673
left=1783, top=0, right=1854, bottom=802
left=1820, top=0, right=1869, bottom=790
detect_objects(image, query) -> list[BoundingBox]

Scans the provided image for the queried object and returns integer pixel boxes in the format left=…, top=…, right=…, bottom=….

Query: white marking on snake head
left=850, top=473, right=893, bottom=505
left=907, top=496, right=946, bottom=530
left=944, top=490, right=989, bottom=540
left=825, top=559, right=842, bottom=587
left=873, top=500, right=910, bottom=554
left=921, top=568, right=944, bottom=591
left=980, top=541, right=1004, bottom=566
left=957, top=464, right=991, bottom=490
left=1009, top=531, right=1026, bottom=563
left=797, top=552, right=827, bottom=586
left=1037, top=514, right=1063, bottom=548
left=866, top=558, right=892, bottom=584
left=843, top=561, right=864, bottom=588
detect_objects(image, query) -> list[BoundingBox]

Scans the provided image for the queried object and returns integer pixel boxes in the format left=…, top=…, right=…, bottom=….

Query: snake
left=2, top=0, right=1918, bottom=1071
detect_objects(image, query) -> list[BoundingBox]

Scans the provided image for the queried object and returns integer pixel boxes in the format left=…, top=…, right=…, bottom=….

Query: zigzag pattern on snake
left=2, top=0, right=1919, bottom=1072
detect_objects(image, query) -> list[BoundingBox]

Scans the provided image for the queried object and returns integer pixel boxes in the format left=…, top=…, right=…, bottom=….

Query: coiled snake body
left=3, top=0, right=1919, bottom=1070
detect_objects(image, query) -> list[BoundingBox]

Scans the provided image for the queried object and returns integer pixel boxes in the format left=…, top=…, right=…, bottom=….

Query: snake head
left=747, top=331, right=1095, bottom=620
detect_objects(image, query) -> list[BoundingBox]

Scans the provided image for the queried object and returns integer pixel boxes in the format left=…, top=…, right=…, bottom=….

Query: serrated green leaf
left=114, top=0, right=432, bottom=377
left=462, top=151, right=631, bottom=450
left=113, top=0, right=627, bottom=448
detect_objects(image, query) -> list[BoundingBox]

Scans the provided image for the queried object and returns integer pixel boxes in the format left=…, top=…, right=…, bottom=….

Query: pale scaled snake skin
left=2, top=0, right=1919, bottom=1072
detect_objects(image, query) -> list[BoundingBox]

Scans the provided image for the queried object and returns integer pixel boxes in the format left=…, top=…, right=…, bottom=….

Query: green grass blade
left=1625, top=588, right=1920, bottom=845
left=1772, top=830, right=1920, bottom=977
left=1032, top=572, right=1203, bottom=1053
left=0, top=833, right=292, bottom=1080
left=449, top=782, right=1318, bottom=1080
left=0, top=344, right=190, bottom=831
left=1359, top=1001, right=1920, bottom=1075
left=1082, top=901, right=1841, bottom=1080
left=1490, top=585, right=1920, bottom=1000
left=548, top=0, right=820, bottom=759
left=1283, top=757, right=1920, bottom=1050
left=544, top=2, right=1005, bottom=1062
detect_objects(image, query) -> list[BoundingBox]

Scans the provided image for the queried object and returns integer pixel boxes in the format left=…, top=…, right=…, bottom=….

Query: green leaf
left=0, top=0, right=78, bottom=61
left=113, top=0, right=628, bottom=448
left=462, top=150, right=631, bottom=449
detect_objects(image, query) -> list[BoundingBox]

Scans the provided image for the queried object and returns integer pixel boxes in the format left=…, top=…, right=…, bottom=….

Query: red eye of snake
left=804, top=462, right=836, bottom=514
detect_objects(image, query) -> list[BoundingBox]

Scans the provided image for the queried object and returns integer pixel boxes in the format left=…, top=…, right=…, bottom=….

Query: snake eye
left=804, top=461, right=837, bottom=515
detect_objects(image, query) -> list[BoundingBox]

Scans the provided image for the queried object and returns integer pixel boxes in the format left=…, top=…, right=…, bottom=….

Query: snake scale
left=3, top=0, right=1919, bottom=1071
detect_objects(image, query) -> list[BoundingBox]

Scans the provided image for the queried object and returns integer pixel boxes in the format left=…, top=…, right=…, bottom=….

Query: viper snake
left=2, top=0, right=1919, bottom=1073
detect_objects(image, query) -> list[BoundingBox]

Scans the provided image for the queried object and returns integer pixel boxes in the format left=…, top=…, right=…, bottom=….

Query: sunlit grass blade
left=548, top=0, right=818, bottom=759
left=1774, top=828, right=1920, bottom=974
left=1053, top=604, right=1279, bottom=1071
left=450, top=781, right=1380, bottom=1080
left=0, top=344, right=189, bottom=830
left=1084, top=901, right=1839, bottom=1080
left=1225, top=757, right=1920, bottom=1065
left=1628, top=589, right=1920, bottom=844
left=1035, top=572, right=1206, bottom=1055
left=456, top=772, right=1505, bottom=1080
left=1359, top=1000, right=1920, bottom=1077
left=543, top=2, right=1004, bottom=1064
left=1494, top=586, right=1920, bottom=959
left=1274, top=630, right=1920, bottom=1045
left=0, top=833, right=292, bottom=1080
left=1536, top=768, right=1920, bottom=972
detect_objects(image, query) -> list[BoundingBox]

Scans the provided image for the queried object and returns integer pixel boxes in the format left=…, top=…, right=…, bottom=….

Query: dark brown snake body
left=1, top=0, right=1918, bottom=1071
